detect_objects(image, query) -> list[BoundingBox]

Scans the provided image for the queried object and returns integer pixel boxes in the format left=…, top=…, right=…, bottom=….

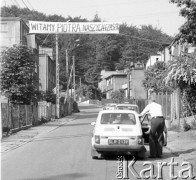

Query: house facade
left=0, top=17, right=28, bottom=52
left=98, top=70, right=124, bottom=93
left=145, top=54, right=161, bottom=69
left=130, top=67, right=147, bottom=99
left=39, top=47, right=56, bottom=92
left=105, top=73, right=127, bottom=99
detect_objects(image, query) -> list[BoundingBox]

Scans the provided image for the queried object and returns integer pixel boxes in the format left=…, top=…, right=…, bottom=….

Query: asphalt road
left=1, top=104, right=189, bottom=180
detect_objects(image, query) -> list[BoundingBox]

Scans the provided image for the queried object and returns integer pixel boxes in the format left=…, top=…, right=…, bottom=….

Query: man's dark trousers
left=149, top=117, right=165, bottom=157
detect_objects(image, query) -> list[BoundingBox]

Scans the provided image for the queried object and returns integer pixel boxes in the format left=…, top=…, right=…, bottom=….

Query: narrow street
left=1, top=104, right=188, bottom=180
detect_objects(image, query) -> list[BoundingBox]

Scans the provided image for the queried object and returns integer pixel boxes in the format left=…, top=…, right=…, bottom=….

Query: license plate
left=108, top=139, right=129, bottom=145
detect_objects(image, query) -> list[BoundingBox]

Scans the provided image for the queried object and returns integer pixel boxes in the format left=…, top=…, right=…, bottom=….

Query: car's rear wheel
left=136, top=149, right=146, bottom=160
left=92, top=155, right=98, bottom=159
left=91, top=147, right=104, bottom=159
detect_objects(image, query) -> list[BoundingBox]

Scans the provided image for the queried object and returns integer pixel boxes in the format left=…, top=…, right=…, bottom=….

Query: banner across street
left=29, top=21, right=120, bottom=34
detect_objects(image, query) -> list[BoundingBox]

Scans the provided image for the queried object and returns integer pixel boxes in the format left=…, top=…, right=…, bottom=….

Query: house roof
left=105, top=73, right=127, bottom=79
left=0, top=17, right=29, bottom=30
left=100, top=70, right=125, bottom=79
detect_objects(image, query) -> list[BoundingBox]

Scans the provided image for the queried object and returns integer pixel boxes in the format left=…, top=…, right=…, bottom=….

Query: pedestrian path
left=0, top=114, right=77, bottom=153
left=167, top=129, right=196, bottom=172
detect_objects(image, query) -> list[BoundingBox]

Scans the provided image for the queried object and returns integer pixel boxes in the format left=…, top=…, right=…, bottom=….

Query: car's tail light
left=138, top=136, right=143, bottom=145
left=95, top=135, right=100, bottom=144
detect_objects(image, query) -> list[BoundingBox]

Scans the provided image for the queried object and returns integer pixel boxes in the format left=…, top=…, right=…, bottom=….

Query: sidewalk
left=166, top=129, right=196, bottom=172
left=0, top=114, right=78, bottom=153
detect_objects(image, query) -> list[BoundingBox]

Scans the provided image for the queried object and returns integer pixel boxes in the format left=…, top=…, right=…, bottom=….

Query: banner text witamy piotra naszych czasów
left=29, top=21, right=120, bottom=34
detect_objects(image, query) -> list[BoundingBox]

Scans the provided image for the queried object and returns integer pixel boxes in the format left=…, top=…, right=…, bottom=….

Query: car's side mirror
left=91, top=122, right=96, bottom=126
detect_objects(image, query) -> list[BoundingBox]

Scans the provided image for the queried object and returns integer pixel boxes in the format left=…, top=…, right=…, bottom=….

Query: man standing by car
left=140, top=98, right=165, bottom=158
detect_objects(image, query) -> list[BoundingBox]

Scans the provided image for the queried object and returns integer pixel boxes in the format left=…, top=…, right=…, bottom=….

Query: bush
left=183, top=120, right=191, bottom=132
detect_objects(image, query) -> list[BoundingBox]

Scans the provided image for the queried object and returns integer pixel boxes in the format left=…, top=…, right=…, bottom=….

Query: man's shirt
left=140, top=102, right=163, bottom=118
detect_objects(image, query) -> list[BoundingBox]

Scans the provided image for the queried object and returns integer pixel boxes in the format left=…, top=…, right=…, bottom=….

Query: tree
left=0, top=44, right=37, bottom=104
left=164, top=52, right=196, bottom=117
left=143, top=61, right=171, bottom=93
left=164, top=52, right=196, bottom=88
left=170, top=0, right=196, bottom=43
left=38, top=90, right=56, bottom=104
left=111, top=89, right=125, bottom=103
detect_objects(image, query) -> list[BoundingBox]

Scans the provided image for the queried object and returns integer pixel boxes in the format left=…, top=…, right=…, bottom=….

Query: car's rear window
left=117, top=106, right=138, bottom=112
left=107, top=104, right=116, bottom=107
left=101, top=113, right=136, bottom=125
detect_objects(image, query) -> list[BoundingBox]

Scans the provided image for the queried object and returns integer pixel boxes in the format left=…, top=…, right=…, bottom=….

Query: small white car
left=103, top=103, right=117, bottom=110
left=116, top=103, right=139, bottom=113
left=91, top=110, right=146, bottom=159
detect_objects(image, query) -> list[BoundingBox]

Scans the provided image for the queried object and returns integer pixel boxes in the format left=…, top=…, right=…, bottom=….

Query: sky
left=1, top=0, right=186, bottom=36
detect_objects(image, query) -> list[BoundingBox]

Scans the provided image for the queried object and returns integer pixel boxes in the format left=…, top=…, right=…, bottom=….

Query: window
left=101, top=113, right=136, bottom=125
left=0, top=23, right=8, bottom=32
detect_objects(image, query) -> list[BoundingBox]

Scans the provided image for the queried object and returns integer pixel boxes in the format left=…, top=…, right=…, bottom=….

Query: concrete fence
left=1, top=103, right=37, bottom=132
left=1, top=101, right=73, bottom=135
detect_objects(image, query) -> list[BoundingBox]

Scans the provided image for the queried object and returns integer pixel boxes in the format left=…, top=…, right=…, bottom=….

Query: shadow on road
left=79, top=105, right=101, bottom=110
left=77, top=114, right=97, bottom=119
left=24, top=172, right=89, bottom=180
left=41, top=122, right=92, bottom=127
left=99, top=150, right=180, bottom=162
left=61, top=122, right=92, bottom=127
left=33, top=133, right=92, bottom=142
left=172, top=148, right=196, bottom=156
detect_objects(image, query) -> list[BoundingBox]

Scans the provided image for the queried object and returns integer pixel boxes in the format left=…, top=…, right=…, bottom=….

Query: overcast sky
left=1, top=0, right=185, bottom=36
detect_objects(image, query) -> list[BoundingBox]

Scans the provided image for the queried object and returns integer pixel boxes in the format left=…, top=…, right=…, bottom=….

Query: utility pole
left=56, top=34, right=60, bottom=118
left=127, top=71, right=130, bottom=100
left=73, top=56, right=76, bottom=101
left=66, top=49, right=69, bottom=100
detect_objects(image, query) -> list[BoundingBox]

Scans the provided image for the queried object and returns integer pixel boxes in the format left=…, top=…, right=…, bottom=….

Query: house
left=130, top=63, right=147, bottom=99
left=99, top=62, right=147, bottom=100
left=98, top=70, right=124, bottom=93
left=145, top=54, right=161, bottom=69
left=0, top=17, right=29, bottom=52
left=121, top=62, right=147, bottom=99
left=168, top=35, right=196, bottom=59
left=39, top=47, right=56, bottom=92
left=0, top=17, right=39, bottom=91
left=159, top=43, right=171, bottom=63
left=105, top=73, right=127, bottom=99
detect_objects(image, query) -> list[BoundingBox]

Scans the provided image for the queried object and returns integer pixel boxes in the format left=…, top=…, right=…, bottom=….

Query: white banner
left=29, top=21, right=120, bottom=34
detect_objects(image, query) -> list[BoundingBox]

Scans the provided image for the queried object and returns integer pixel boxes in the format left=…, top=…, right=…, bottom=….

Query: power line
left=14, top=0, right=21, bottom=8
left=40, top=34, right=50, bottom=47
left=21, top=0, right=37, bottom=19
left=106, top=11, right=178, bottom=20
left=21, top=0, right=29, bottom=9
left=63, top=0, right=164, bottom=11
left=119, top=33, right=165, bottom=45
left=26, top=0, right=34, bottom=10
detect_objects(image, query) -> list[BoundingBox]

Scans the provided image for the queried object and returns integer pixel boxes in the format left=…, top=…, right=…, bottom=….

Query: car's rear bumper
left=93, top=144, right=145, bottom=152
